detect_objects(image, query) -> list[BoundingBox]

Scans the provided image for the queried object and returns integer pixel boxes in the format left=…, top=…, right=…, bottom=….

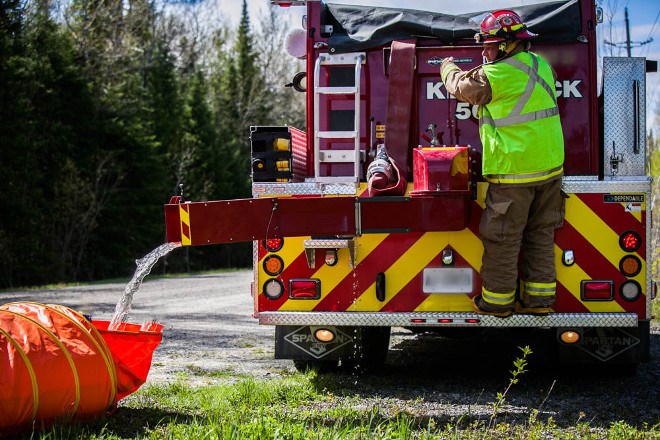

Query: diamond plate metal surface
left=562, top=177, right=651, bottom=193
left=603, top=57, right=646, bottom=177
left=253, top=182, right=357, bottom=196
left=257, top=311, right=638, bottom=328
left=304, top=239, right=352, bottom=248
left=252, top=241, right=259, bottom=311
left=253, top=177, right=653, bottom=195
left=562, top=175, right=598, bottom=181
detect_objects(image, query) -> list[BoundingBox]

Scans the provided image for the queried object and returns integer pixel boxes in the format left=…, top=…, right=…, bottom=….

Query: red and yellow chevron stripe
left=256, top=183, right=648, bottom=319
left=179, top=204, right=191, bottom=246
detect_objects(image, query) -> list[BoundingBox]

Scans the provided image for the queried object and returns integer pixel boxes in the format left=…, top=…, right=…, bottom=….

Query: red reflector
left=465, top=319, right=480, bottom=324
left=410, top=318, right=426, bottom=323
left=438, top=319, right=453, bottom=323
left=264, top=238, right=284, bottom=252
left=289, top=279, right=320, bottom=299
left=581, top=280, right=613, bottom=300
left=619, top=231, right=641, bottom=252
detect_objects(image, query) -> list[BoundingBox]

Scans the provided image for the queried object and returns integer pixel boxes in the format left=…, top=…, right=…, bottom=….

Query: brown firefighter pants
left=479, top=177, right=565, bottom=311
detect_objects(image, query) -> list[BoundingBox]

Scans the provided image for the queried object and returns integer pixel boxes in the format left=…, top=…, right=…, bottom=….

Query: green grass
left=25, top=370, right=658, bottom=440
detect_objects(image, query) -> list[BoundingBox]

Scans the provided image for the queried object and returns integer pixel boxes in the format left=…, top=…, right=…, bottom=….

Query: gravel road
left=2, top=271, right=658, bottom=429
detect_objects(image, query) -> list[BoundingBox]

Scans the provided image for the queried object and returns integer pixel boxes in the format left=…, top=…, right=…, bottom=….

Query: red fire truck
left=164, top=0, right=656, bottom=371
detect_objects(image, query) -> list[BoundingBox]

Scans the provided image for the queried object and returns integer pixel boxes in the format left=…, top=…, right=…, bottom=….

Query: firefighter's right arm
left=440, top=57, right=492, bottom=105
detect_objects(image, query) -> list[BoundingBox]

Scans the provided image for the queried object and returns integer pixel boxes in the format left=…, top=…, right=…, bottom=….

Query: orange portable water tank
left=0, top=302, right=163, bottom=435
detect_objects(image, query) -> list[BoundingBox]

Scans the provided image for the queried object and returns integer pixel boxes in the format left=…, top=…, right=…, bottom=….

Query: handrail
left=313, top=53, right=365, bottom=187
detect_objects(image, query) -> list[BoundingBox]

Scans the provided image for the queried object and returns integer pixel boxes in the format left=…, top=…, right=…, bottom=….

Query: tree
left=0, top=0, right=33, bottom=286
left=0, top=0, right=121, bottom=285
left=0, top=0, right=310, bottom=286
left=255, top=6, right=306, bottom=129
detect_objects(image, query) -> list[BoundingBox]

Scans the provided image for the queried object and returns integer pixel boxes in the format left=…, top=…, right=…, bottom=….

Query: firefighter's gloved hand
left=440, top=57, right=460, bottom=84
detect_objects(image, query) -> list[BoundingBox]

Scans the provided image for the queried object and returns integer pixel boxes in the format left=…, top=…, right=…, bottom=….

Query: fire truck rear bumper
left=256, top=311, right=638, bottom=328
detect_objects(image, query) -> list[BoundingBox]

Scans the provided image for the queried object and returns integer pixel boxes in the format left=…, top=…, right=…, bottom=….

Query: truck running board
left=257, top=311, right=639, bottom=328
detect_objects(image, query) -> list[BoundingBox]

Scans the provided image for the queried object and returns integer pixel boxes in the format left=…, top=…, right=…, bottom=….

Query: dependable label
left=603, top=194, right=644, bottom=203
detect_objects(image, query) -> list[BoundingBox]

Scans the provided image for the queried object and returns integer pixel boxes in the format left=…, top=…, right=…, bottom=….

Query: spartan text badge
left=284, top=326, right=353, bottom=359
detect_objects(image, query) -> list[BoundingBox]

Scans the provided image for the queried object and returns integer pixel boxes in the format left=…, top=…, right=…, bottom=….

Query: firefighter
left=440, top=10, right=565, bottom=317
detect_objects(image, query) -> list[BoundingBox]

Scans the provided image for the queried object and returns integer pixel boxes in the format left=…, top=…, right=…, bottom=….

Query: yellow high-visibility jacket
left=479, top=51, right=564, bottom=184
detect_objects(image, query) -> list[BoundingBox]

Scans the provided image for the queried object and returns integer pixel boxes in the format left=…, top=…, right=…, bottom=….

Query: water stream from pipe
left=109, top=242, right=181, bottom=331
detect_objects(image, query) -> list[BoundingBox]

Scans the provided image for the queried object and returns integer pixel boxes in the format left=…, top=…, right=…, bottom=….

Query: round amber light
left=560, top=330, right=580, bottom=344
left=619, top=255, right=641, bottom=277
left=263, top=255, right=284, bottom=276
left=314, top=328, right=336, bottom=343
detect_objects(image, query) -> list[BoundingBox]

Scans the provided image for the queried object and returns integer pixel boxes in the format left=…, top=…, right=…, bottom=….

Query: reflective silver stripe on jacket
left=480, top=53, right=559, bottom=128
left=481, top=107, right=559, bottom=128
left=485, top=164, right=563, bottom=183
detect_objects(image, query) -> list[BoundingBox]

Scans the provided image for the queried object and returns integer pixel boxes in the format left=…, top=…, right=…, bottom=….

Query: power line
left=603, top=7, right=654, bottom=56
left=645, top=8, right=660, bottom=47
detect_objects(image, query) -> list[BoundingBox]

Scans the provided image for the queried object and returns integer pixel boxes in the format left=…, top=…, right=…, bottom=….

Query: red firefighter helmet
left=474, top=10, right=537, bottom=44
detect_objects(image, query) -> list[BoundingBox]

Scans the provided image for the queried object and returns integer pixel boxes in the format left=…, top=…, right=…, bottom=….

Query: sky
left=218, top=0, right=659, bottom=131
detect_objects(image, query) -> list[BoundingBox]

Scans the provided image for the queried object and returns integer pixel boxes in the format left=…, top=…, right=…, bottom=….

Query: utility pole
left=624, top=7, right=631, bottom=57
left=604, top=6, right=654, bottom=56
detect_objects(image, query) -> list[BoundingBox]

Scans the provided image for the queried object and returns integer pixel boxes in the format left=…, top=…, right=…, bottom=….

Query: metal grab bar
left=633, top=80, right=640, bottom=154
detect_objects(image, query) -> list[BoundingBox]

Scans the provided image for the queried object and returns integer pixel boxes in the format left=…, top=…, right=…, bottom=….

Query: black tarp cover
left=325, top=0, right=582, bottom=53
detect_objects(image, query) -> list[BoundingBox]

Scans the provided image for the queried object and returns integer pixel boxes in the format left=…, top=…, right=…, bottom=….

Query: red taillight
left=438, top=318, right=453, bottom=323
left=263, top=237, right=284, bottom=252
left=465, top=318, right=480, bottom=324
left=289, top=279, right=320, bottom=299
left=581, top=280, right=613, bottom=300
left=619, top=231, right=641, bottom=252
left=410, top=318, right=426, bottom=323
